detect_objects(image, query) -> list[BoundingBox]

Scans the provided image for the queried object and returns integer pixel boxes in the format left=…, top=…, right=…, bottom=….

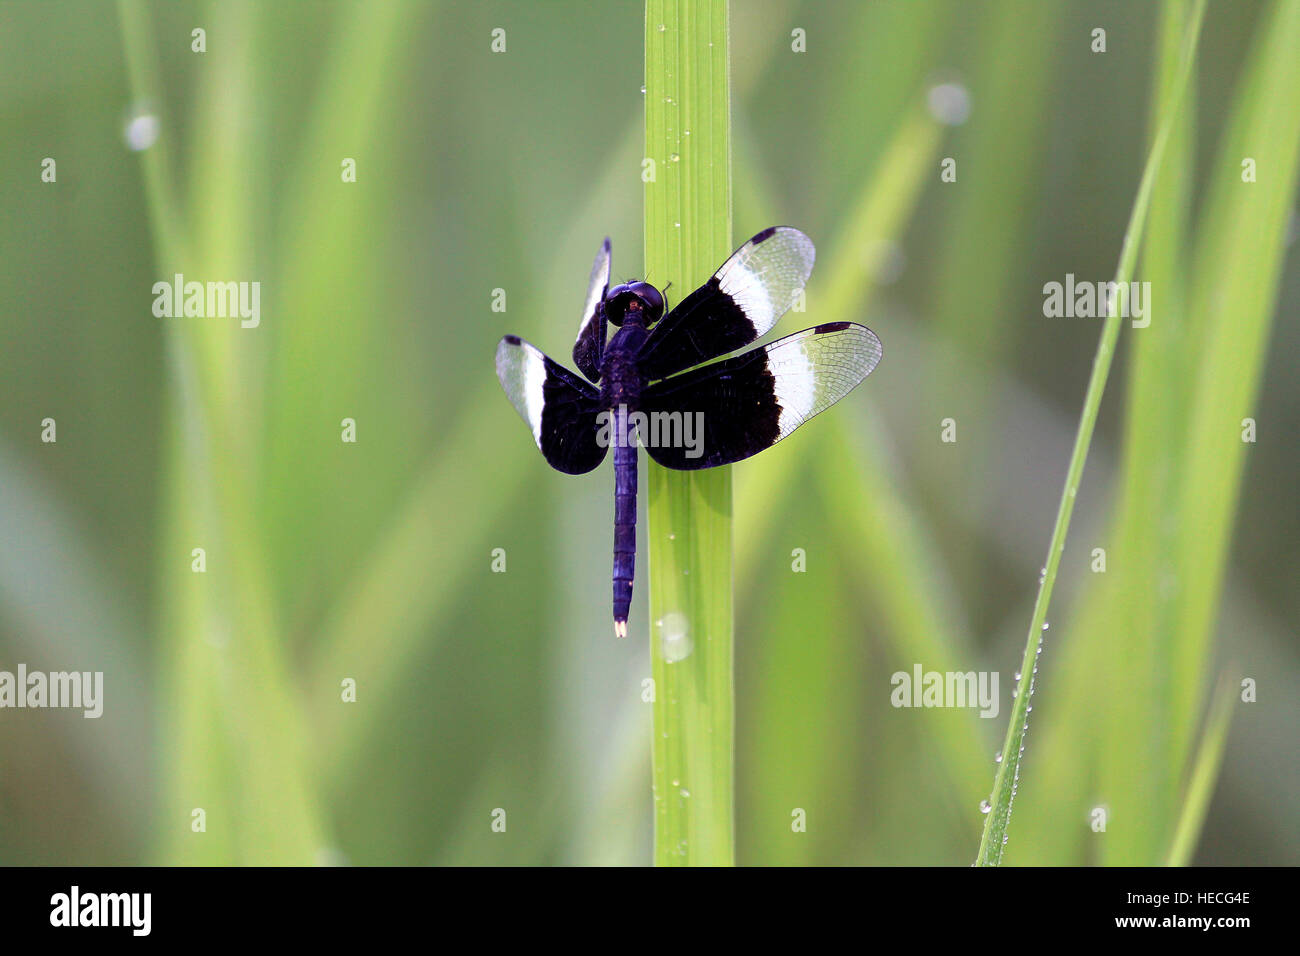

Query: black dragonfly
left=496, top=226, right=883, bottom=638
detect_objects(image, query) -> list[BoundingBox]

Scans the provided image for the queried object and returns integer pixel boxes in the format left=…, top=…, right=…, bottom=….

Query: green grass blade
left=118, top=0, right=328, bottom=863
left=1091, top=0, right=1202, bottom=865
left=975, top=0, right=1207, bottom=866
left=804, top=107, right=991, bottom=837
left=734, top=103, right=940, bottom=588
left=644, top=0, right=733, bottom=867
left=1169, top=0, right=1300, bottom=773
left=308, top=383, right=534, bottom=784
left=1166, top=675, right=1235, bottom=866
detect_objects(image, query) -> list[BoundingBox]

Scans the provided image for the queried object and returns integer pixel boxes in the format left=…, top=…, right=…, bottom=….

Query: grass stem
left=975, top=0, right=1207, bottom=866
left=644, top=0, right=734, bottom=867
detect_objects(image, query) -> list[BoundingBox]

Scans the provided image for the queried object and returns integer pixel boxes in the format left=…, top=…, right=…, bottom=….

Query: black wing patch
left=496, top=335, right=608, bottom=474
left=572, top=237, right=612, bottom=382
left=637, top=226, right=816, bottom=382
left=638, top=322, right=882, bottom=470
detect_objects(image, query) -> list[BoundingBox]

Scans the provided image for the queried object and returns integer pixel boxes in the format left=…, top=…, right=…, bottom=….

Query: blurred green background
left=1, top=0, right=1296, bottom=865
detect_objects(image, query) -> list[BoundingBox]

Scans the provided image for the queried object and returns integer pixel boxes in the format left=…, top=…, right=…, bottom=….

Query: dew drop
left=927, top=81, right=971, bottom=126
left=123, top=107, right=160, bottom=152
left=658, top=611, right=693, bottom=663
left=994, top=751, right=1003, bottom=763
left=979, top=800, right=991, bottom=814
left=669, top=152, right=680, bottom=162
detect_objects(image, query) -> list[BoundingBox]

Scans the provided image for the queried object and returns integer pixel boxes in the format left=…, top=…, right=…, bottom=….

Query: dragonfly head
left=606, top=281, right=664, bottom=327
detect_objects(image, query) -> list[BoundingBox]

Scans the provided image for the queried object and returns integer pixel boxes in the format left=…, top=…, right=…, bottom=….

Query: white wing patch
left=577, top=237, right=612, bottom=339
left=767, top=324, right=883, bottom=440
left=773, top=338, right=818, bottom=436
left=495, top=336, right=549, bottom=446
left=715, top=227, right=815, bottom=338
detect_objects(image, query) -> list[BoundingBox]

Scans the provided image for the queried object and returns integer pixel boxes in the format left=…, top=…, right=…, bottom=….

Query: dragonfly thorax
left=599, top=324, right=649, bottom=408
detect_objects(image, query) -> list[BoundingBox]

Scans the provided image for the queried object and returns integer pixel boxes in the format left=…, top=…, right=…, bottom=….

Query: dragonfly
left=495, top=226, right=883, bottom=638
